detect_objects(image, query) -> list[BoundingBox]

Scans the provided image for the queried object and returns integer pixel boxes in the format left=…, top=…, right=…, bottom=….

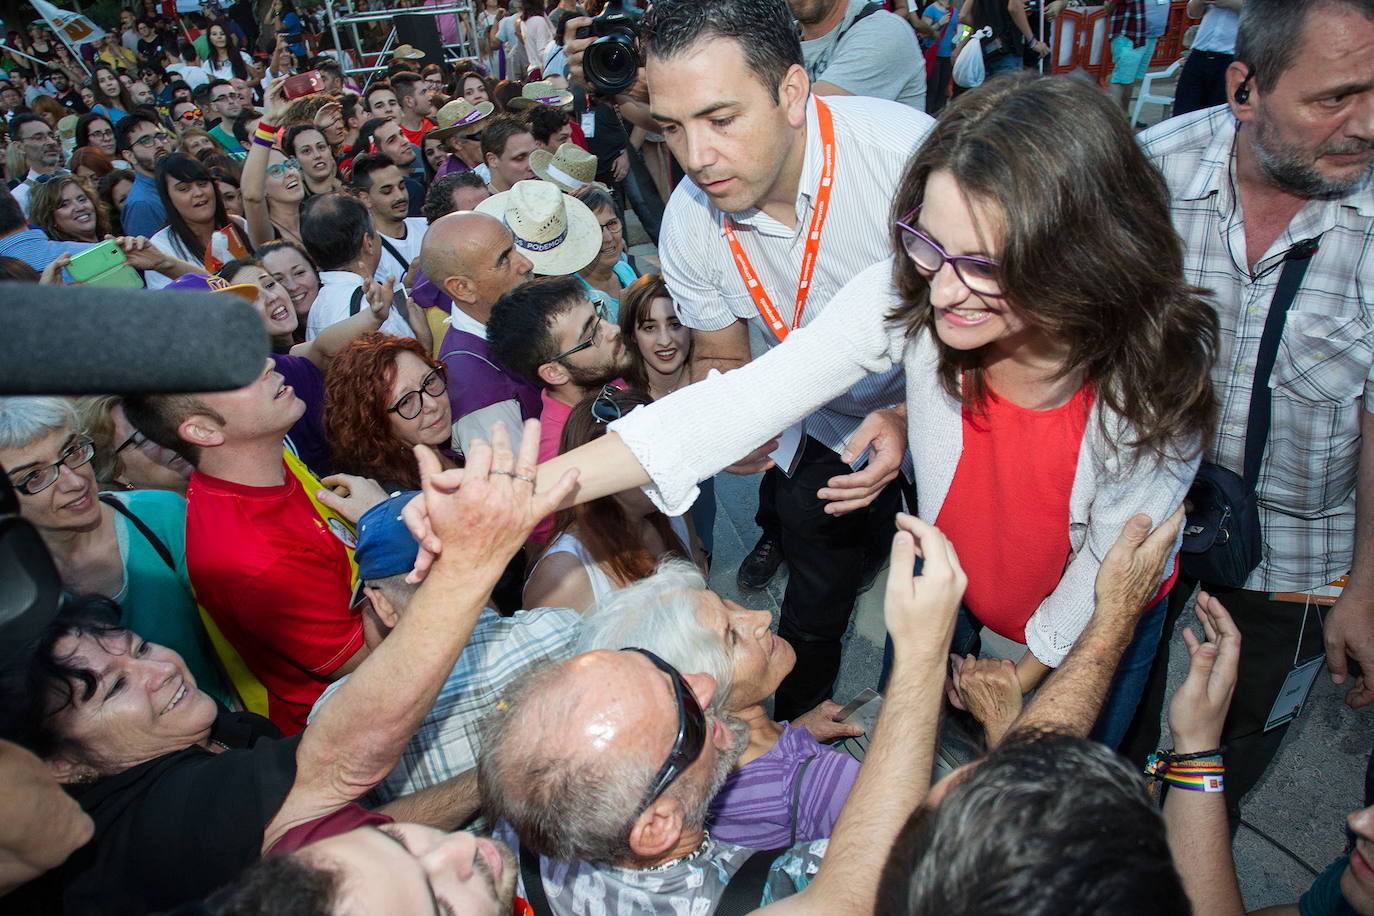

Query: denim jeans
left=879, top=593, right=1169, bottom=750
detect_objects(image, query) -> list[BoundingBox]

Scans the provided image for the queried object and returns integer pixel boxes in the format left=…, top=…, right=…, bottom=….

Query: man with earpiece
left=1123, top=0, right=1374, bottom=828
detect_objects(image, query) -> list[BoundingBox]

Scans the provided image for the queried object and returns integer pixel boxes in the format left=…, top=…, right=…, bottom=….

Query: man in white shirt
left=349, top=153, right=429, bottom=286
left=300, top=193, right=423, bottom=343
left=9, top=114, right=66, bottom=218
left=636, top=0, right=935, bottom=719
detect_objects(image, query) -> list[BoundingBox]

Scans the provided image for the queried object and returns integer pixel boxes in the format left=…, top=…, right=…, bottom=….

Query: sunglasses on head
left=623, top=648, right=708, bottom=810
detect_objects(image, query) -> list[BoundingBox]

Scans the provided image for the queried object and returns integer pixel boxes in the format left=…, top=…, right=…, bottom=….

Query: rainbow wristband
left=254, top=123, right=279, bottom=147
left=1144, top=753, right=1225, bottom=793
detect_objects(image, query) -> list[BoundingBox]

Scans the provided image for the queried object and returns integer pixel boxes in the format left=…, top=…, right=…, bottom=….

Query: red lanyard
left=723, top=97, right=837, bottom=343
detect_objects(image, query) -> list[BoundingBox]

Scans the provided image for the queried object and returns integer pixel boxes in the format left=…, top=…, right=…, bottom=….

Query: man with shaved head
left=419, top=211, right=540, bottom=454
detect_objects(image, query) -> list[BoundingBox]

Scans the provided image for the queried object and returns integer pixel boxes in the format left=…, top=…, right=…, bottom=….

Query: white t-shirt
left=375, top=216, right=429, bottom=286
left=202, top=51, right=255, bottom=81
left=167, top=62, right=211, bottom=88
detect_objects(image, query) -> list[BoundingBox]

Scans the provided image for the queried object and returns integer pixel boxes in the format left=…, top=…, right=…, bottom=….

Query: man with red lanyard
left=608, top=0, right=934, bottom=720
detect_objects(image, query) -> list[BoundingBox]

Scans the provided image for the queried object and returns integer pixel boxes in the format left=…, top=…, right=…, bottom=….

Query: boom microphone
left=0, top=283, right=268, bottom=395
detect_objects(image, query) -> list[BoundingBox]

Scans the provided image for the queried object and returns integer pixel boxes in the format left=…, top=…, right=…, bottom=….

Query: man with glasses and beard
left=115, top=112, right=175, bottom=238
left=9, top=114, right=65, bottom=217
left=1124, top=0, right=1374, bottom=825
left=205, top=78, right=247, bottom=155
left=487, top=276, right=633, bottom=465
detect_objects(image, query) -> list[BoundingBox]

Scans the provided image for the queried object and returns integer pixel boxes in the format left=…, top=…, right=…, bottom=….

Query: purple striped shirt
left=707, top=723, right=860, bottom=848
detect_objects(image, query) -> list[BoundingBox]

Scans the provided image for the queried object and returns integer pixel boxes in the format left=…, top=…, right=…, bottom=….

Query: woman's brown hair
left=617, top=273, right=686, bottom=395
left=888, top=74, right=1217, bottom=461
left=29, top=175, right=112, bottom=242
left=551, top=387, right=684, bottom=584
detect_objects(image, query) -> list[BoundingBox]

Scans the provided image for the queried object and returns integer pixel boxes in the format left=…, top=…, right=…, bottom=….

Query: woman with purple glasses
left=527, top=75, right=1217, bottom=749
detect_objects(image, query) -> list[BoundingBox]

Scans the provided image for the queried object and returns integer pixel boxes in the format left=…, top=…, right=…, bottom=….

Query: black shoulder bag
left=1180, top=237, right=1322, bottom=587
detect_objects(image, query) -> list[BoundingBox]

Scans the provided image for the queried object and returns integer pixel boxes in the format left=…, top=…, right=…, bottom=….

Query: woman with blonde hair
left=28, top=174, right=112, bottom=243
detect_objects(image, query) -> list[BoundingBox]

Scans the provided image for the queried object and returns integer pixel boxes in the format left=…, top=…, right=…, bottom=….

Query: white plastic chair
left=1130, top=56, right=1185, bottom=127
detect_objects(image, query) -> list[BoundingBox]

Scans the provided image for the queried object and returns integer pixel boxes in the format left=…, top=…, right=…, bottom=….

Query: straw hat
left=475, top=179, right=600, bottom=276
left=426, top=98, right=496, bottom=141
left=529, top=142, right=598, bottom=193
left=507, top=79, right=574, bottom=110
left=390, top=43, right=427, bottom=60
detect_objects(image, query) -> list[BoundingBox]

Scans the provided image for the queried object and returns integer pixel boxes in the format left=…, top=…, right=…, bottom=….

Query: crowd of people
left=0, top=0, right=1371, bottom=913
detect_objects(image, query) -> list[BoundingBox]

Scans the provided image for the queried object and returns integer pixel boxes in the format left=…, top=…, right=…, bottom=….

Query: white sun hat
left=475, top=179, right=601, bottom=276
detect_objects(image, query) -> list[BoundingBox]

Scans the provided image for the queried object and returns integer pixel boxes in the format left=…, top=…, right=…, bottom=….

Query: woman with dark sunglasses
left=534, top=76, right=1217, bottom=749
left=525, top=387, right=706, bottom=614
left=324, top=332, right=461, bottom=492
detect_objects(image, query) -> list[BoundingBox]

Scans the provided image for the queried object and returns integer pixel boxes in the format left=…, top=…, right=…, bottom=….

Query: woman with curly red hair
left=324, top=332, right=461, bottom=491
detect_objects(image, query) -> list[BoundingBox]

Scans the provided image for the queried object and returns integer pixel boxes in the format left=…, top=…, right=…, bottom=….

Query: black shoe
left=737, top=534, right=784, bottom=590
left=855, top=548, right=886, bottom=596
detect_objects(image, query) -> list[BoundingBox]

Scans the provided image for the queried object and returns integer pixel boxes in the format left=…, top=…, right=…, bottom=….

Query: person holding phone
left=503, top=77, right=1217, bottom=749
left=145, top=153, right=253, bottom=289
left=242, top=80, right=307, bottom=248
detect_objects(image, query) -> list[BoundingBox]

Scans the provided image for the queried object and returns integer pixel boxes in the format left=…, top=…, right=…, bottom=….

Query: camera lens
left=584, top=33, right=639, bottom=96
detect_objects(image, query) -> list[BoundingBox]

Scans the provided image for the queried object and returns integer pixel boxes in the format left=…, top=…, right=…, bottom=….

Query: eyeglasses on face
left=10, top=437, right=95, bottom=495
left=21, top=130, right=56, bottom=143
left=132, top=131, right=172, bottom=148
left=591, top=384, right=622, bottom=424
left=623, top=648, right=708, bottom=810
left=88, top=127, right=114, bottom=140
left=177, top=108, right=203, bottom=121
left=548, top=299, right=610, bottom=363
left=599, top=216, right=622, bottom=235
left=211, top=93, right=234, bottom=104
left=387, top=366, right=448, bottom=419
left=266, top=158, right=301, bottom=178
left=895, top=205, right=1005, bottom=298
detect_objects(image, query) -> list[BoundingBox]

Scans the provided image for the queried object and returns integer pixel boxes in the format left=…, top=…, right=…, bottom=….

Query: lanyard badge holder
left=724, top=99, right=837, bottom=477
left=1263, top=589, right=1332, bottom=732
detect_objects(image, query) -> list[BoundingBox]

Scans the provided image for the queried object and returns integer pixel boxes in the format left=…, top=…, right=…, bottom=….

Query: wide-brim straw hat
left=426, top=98, right=496, bottom=141
left=475, top=179, right=600, bottom=276
left=507, top=79, right=574, bottom=110
left=528, top=142, right=597, bottom=193
left=390, top=43, right=427, bottom=60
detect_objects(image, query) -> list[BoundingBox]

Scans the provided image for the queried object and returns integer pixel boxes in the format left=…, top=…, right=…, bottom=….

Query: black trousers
left=771, top=436, right=904, bottom=720
left=1121, top=578, right=1327, bottom=825
left=1172, top=50, right=1234, bottom=117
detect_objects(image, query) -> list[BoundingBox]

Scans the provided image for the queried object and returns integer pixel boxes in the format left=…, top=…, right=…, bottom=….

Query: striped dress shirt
left=1142, top=105, right=1374, bottom=591
left=657, top=93, right=934, bottom=465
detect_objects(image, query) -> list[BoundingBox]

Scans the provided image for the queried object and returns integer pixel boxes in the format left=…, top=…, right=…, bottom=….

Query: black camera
left=574, top=0, right=643, bottom=97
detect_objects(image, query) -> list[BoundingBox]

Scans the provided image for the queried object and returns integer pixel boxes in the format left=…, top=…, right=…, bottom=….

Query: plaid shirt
left=1110, top=0, right=1149, bottom=46
left=1142, top=106, right=1374, bottom=591
left=309, top=605, right=581, bottom=802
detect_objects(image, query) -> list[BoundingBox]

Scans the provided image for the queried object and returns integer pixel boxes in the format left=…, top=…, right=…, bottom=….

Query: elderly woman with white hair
left=0, top=396, right=231, bottom=706
left=577, top=558, right=862, bottom=848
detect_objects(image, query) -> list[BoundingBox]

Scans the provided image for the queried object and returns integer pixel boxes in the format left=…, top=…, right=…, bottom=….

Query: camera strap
left=723, top=97, right=836, bottom=343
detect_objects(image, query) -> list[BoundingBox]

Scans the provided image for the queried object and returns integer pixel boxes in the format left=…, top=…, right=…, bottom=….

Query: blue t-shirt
left=120, top=171, right=168, bottom=239
left=1300, top=857, right=1359, bottom=916
left=924, top=3, right=959, bottom=56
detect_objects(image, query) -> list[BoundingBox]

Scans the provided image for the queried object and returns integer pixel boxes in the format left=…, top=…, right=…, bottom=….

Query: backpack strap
left=348, top=285, right=365, bottom=317
left=518, top=843, right=553, bottom=916
left=788, top=754, right=818, bottom=847
left=99, top=494, right=175, bottom=572
left=715, top=846, right=792, bottom=916
left=378, top=233, right=410, bottom=274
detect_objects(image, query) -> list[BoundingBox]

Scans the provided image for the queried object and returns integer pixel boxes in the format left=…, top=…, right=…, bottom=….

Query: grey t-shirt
left=496, top=825, right=828, bottom=914
left=801, top=0, right=927, bottom=110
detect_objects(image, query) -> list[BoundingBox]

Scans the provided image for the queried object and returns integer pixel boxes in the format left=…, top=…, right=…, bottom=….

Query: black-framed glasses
left=591, top=384, right=622, bottom=424
left=624, top=648, right=707, bottom=809
left=132, top=131, right=172, bottom=149
left=88, top=127, right=115, bottom=140
left=9, top=437, right=95, bottom=495
left=266, top=158, right=301, bottom=178
left=387, top=366, right=447, bottom=420
left=548, top=299, right=610, bottom=363
left=895, top=206, right=1005, bottom=298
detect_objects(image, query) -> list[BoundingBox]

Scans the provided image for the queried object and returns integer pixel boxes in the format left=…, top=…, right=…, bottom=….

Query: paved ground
left=619, top=67, right=1372, bottom=908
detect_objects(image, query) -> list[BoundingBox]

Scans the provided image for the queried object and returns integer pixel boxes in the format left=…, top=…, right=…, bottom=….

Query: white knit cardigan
left=610, top=257, right=1198, bottom=666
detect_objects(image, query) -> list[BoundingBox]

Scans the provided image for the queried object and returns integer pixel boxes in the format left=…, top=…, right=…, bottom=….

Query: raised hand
left=1167, top=591, right=1241, bottom=754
